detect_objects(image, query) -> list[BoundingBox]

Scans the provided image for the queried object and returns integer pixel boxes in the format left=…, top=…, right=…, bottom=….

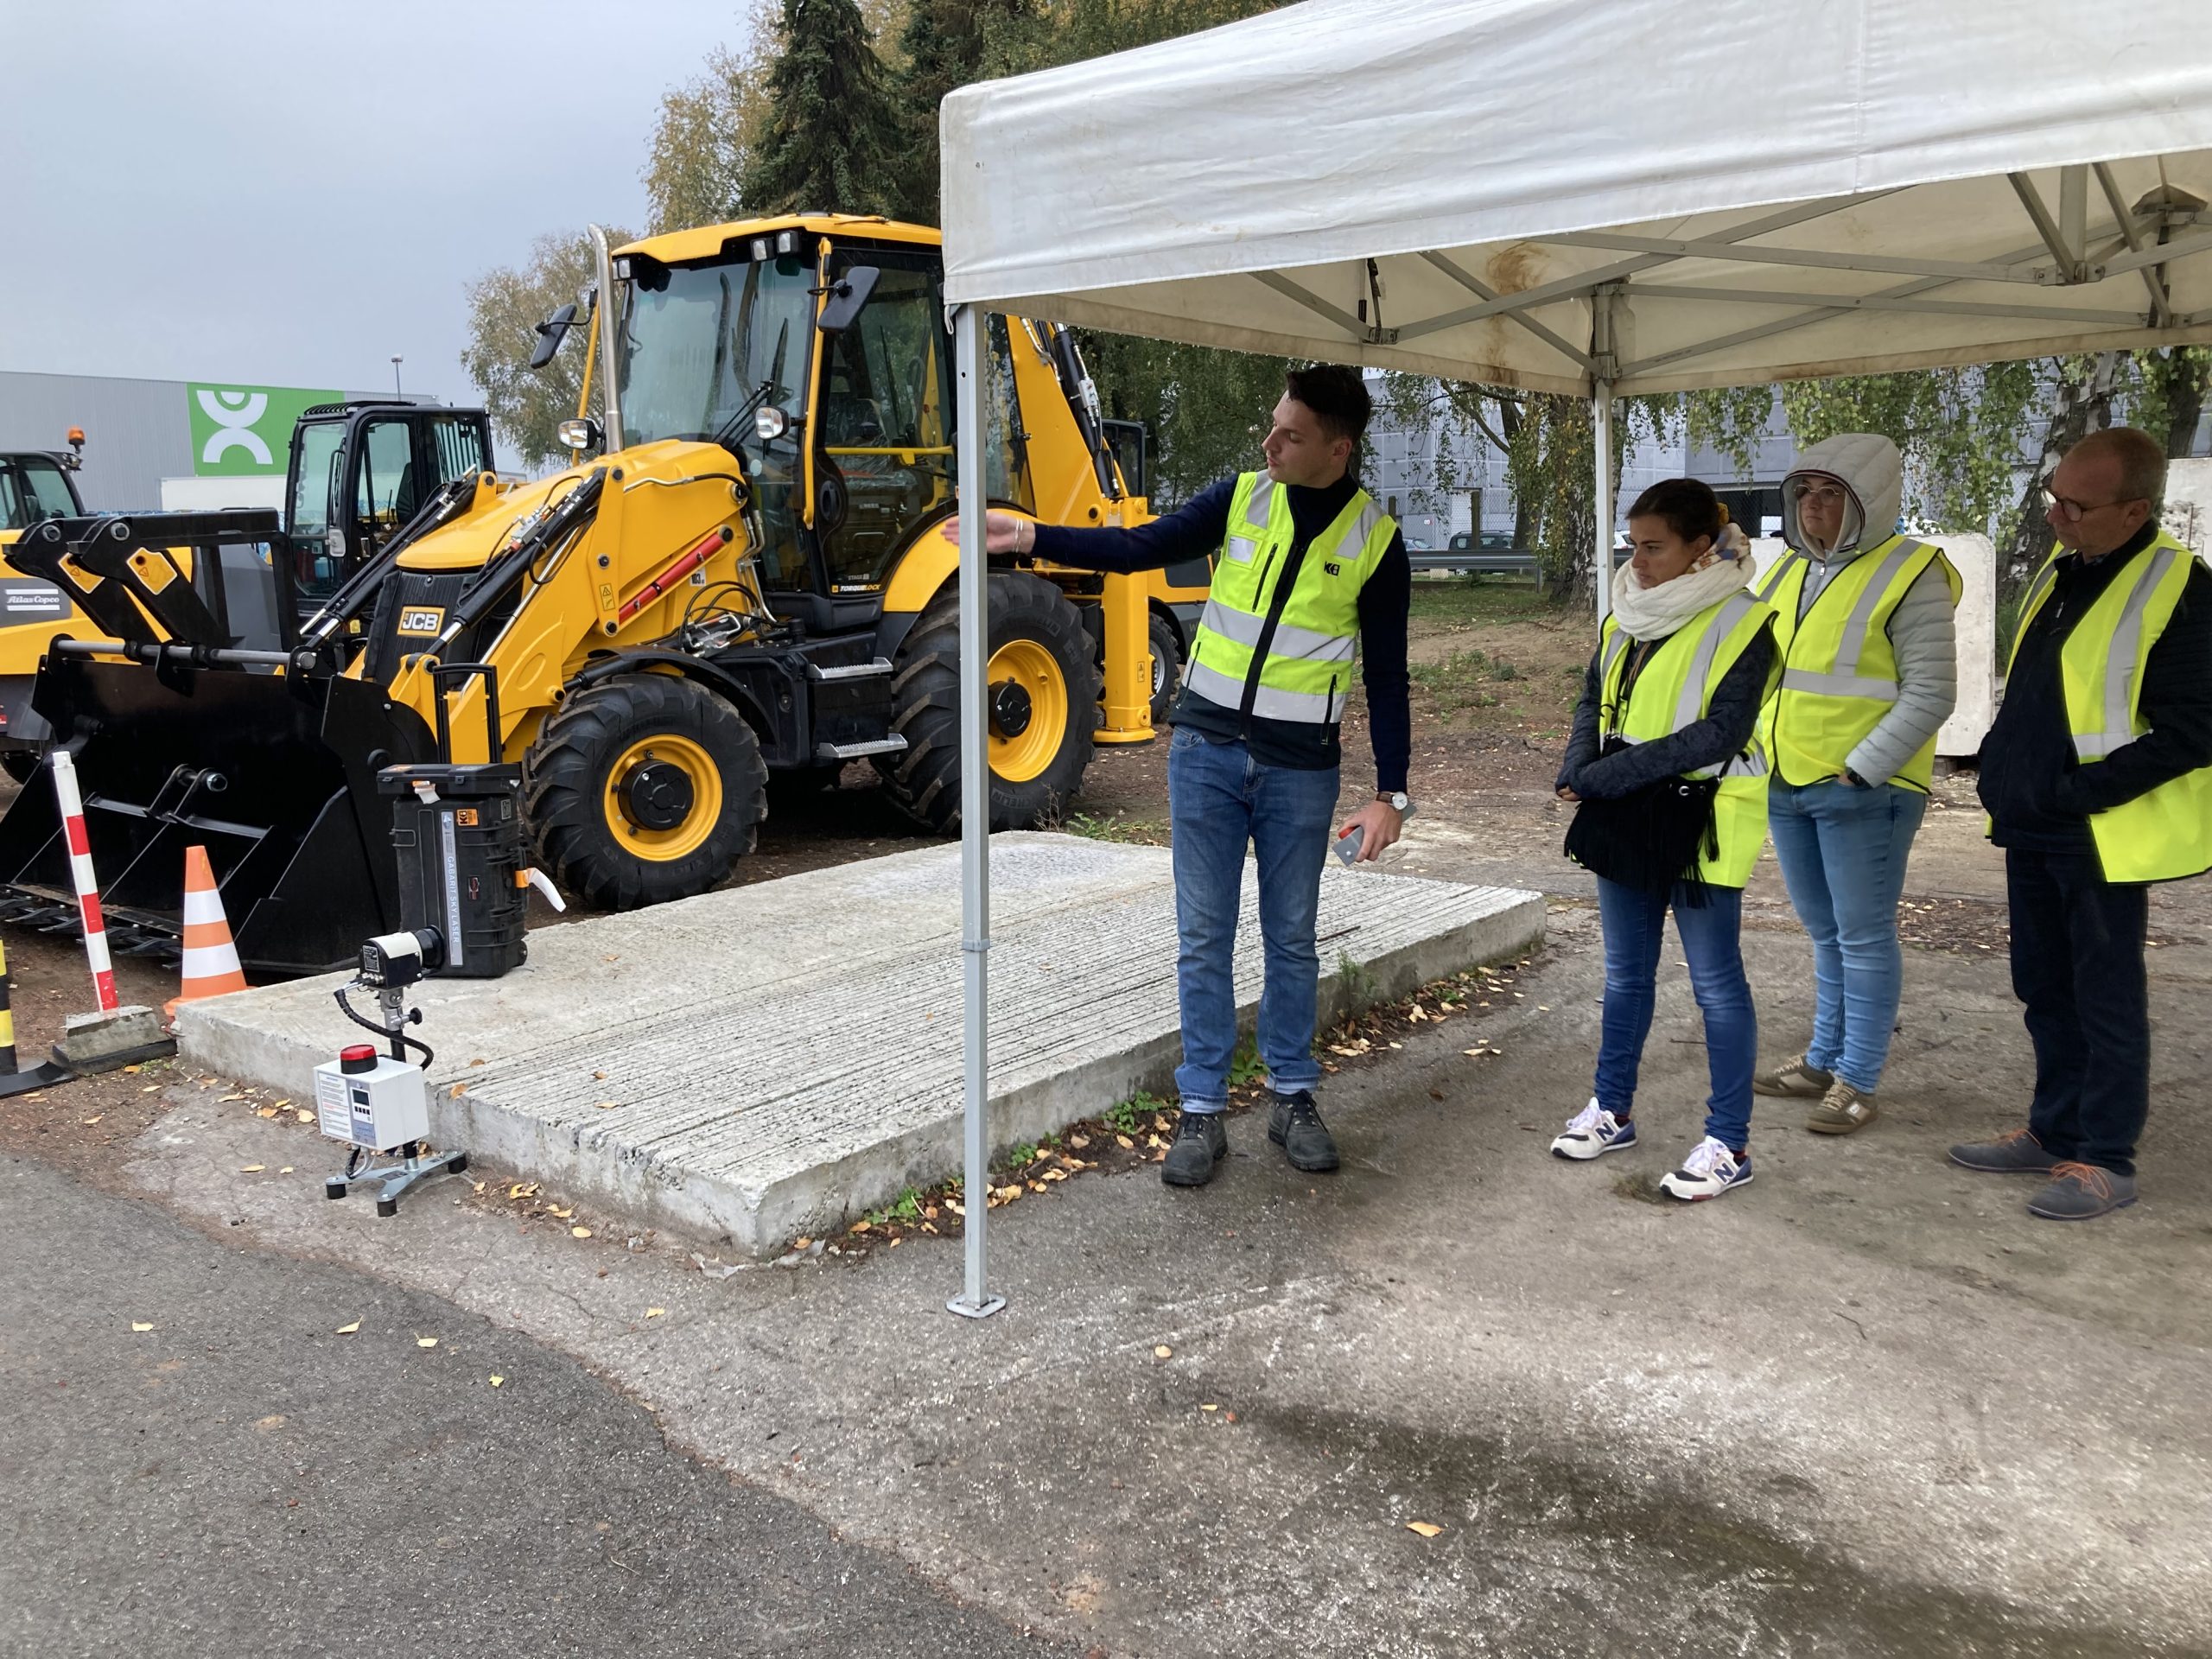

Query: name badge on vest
left=1225, top=532, right=1259, bottom=564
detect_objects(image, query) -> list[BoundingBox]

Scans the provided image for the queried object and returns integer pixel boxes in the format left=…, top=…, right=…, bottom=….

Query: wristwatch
left=1377, top=791, right=1411, bottom=811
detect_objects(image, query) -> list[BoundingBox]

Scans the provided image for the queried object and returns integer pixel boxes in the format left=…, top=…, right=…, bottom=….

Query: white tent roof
left=941, top=0, right=2212, bottom=394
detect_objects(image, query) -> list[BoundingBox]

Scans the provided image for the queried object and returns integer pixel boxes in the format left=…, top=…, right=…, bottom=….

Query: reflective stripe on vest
left=1758, top=535, right=1960, bottom=790
left=2007, top=530, right=2212, bottom=882
left=1597, top=587, right=1778, bottom=887
left=1185, top=471, right=1395, bottom=726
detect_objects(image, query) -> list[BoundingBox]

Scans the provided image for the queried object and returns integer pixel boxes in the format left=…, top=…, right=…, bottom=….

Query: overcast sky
left=0, top=0, right=752, bottom=399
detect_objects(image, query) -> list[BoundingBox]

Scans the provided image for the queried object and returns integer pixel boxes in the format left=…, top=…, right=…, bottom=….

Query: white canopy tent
left=935, top=0, right=2212, bottom=1314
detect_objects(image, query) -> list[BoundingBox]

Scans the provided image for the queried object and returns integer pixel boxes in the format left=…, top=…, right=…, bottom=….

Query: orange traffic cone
left=166, top=845, right=248, bottom=1022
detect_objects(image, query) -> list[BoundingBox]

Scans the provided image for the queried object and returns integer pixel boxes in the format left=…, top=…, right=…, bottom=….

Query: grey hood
left=1783, top=432, right=1904, bottom=562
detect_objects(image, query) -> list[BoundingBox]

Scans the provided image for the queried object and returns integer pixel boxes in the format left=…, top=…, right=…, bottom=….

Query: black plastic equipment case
left=376, top=663, right=528, bottom=978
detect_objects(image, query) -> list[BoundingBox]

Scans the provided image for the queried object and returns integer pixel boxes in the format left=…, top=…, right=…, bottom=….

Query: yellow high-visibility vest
left=2007, top=530, right=2212, bottom=883
left=1596, top=588, right=1778, bottom=888
left=1758, top=534, right=1961, bottom=791
left=1183, top=472, right=1395, bottom=724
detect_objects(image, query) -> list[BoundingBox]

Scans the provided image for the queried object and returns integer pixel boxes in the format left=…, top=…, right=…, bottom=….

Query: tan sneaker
left=1752, top=1053, right=1834, bottom=1099
left=1806, top=1078, right=1878, bottom=1135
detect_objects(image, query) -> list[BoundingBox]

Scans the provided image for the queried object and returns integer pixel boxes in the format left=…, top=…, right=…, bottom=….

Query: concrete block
left=54, top=1004, right=175, bottom=1072
left=178, top=834, right=1543, bottom=1255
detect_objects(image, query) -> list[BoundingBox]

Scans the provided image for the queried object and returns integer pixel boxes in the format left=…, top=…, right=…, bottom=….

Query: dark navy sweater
left=1028, top=474, right=1413, bottom=792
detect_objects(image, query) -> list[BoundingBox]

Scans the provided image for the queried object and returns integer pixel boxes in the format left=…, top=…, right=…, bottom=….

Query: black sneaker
left=1161, top=1110, right=1229, bottom=1186
left=1268, top=1091, right=1340, bottom=1173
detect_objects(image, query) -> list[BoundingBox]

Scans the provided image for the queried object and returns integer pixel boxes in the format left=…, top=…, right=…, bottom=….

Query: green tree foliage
left=893, top=0, right=1036, bottom=224
left=641, top=28, right=773, bottom=233
left=741, top=0, right=902, bottom=218
left=460, top=228, right=636, bottom=467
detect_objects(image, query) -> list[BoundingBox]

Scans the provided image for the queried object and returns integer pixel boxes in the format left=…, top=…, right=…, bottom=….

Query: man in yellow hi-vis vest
left=965, top=366, right=1411, bottom=1189
left=1955, top=428, right=2212, bottom=1221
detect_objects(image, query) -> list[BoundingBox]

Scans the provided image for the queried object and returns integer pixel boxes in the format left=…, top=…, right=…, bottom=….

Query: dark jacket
left=1979, top=523, right=2212, bottom=858
left=1558, top=626, right=1777, bottom=798
left=1028, top=474, right=1412, bottom=792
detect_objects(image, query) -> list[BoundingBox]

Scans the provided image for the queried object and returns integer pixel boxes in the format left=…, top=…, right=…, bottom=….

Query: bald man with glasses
left=1961, top=427, right=2212, bottom=1220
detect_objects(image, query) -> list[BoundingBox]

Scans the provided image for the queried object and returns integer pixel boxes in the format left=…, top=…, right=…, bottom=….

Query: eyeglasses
left=2041, top=485, right=2142, bottom=523
left=1789, top=482, right=1849, bottom=507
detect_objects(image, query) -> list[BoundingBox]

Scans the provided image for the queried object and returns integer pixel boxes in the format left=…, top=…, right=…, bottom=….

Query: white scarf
left=1607, top=529, right=1754, bottom=642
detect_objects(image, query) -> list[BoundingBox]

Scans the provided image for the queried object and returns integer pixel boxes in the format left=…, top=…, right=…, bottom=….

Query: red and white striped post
left=49, top=751, right=118, bottom=1014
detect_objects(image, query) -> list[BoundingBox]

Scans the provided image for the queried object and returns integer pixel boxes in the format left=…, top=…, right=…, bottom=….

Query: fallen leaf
left=594, top=1100, right=618, bottom=1110
left=1115, top=1135, right=1135, bottom=1150
left=467, top=1058, right=486, bottom=1067
left=888, top=1236, right=901, bottom=1249
left=1154, top=1345, right=1173, bottom=1359
left=1200, top=1403, right=1219, bottom=1413
left=255, top=1106, right=278, bottom=1118
left=278, top=1166, right=294, bottom=1175
left=416, top=1337, right=439, bottom=1349
left=1407, top=1522, right=1444, bottom=1539
left=123, top=1065, right=142, bottom=1074
left=1068, top=1134, right=1090, bottom=1149
left=253, top=1414, right=285, bottom=1432
left=130, top=1321, right=154, bottom=1332
left=488, top=1375, right=505, bottom=1388
left=645, top=1307, right=665, bottom=1319
left=851, top=1218, right=873, bottom=1233
left=545, top=1205, right=574, bottom=1219
left=272, top=1100, right=289, bottom=1109
left=335, top=1320, right=361, bottom=1335
left=240, top=1164, right=265, bottom=1173
left=793, top=1236, right=812, bottom=1250
left=944, top=1199, right=966, bottom=1217
left=448, top=1084, right=467, bottom=1098
left=995, top=1185, right=1022, bottom=1204
left=295, top=1109, right=314, bottom=1123
left=592, top=1071, right=607, bottom=1081
left=145, top=1086, right=164, bottom=1096
left=472, top=1180, right=486, bottom=1194
left=80, top=1116, right=101, bottom=1126
left=571, top=1226, right=593, bottom=1239
left=507, top=1182, right=537, bottom=1200
left=219, top=1092, right=246, bottom=1103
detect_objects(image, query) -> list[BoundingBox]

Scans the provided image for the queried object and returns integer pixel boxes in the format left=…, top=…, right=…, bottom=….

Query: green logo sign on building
left=187, top=383, right=341, bottom=476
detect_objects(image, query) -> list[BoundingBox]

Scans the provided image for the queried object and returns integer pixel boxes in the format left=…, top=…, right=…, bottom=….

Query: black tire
left=523, top=673, right=767, bottom=911
left=874, top=571, right=1099, bottom=834
left=1147, top=611, right=1184, bottom=728
left=0, top=749, right=40, bottom=785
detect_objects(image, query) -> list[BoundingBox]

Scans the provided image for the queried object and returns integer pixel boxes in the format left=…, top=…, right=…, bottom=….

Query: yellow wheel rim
left=604, top=734, right=722, bottom=861
left=987, top=639, right=1068, bottom=785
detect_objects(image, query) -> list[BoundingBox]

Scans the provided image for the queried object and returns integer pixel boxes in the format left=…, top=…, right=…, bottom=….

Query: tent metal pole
left=948, top=303, right=1004, bottom=1322
left=1593, top=378, right=1614, bottom=623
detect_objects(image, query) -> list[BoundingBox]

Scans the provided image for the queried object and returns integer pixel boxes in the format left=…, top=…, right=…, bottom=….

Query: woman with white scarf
left=1549, top=480, right=1778, bottom=1201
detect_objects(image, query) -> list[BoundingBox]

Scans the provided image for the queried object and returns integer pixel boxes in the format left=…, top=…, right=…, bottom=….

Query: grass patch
left=1105, top=1091, right=1170, bottom=1135
left=1062, top=809, right=1168, bottom=845
left=1407, top=578, right=1558, bottom=628
left=1409, top=649, right=1506, bottom=714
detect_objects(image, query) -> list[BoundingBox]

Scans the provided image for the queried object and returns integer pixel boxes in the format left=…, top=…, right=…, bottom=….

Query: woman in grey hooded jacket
left=1751, top=434, right=1959, bottom=1134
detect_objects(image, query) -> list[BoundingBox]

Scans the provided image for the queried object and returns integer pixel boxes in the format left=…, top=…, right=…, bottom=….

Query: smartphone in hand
left=1333, top=825, right=1365, bottom=866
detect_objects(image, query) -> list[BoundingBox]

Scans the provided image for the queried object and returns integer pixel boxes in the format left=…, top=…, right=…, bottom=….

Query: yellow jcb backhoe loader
left=0, top=215, right=1201, bottom=974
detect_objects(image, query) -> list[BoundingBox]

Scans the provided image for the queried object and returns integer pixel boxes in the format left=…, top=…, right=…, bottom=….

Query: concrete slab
left=177, top=833, right=1542, bottom=1255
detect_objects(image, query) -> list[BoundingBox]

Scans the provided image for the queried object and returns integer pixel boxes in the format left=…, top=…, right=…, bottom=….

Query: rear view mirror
left=816, top=267, right=880, bottom=334
left=530, top=302, right=579, bottom=370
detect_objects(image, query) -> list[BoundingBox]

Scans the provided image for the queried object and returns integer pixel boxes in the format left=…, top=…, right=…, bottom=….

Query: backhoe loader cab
left=283, top=402, right=493, bottom=601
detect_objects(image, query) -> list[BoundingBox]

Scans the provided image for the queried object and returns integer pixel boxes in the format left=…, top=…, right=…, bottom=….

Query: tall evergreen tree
left=893, top=0, right=1034, bottom=223
left=741, top=0, right=899, bottom=217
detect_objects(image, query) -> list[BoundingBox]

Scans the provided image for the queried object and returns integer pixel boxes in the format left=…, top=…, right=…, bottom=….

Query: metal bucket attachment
left=0, top=658, right=435, bottom=977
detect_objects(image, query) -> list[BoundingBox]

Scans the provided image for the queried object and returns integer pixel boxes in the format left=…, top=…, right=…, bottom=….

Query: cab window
left=16, top=457, right=79, bottom=522
left=355, top=419, right=420, bottom=531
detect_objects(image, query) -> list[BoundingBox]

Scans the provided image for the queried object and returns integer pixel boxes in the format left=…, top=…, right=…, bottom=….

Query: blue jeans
left=1766, top=779, right=1927, bottom=1093
left=1593, top=878, right=1757, bottom=1147
left=1166, top=727, right=1338, bottom=1111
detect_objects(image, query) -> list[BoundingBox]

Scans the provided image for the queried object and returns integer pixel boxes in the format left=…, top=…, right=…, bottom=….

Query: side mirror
left=816, top=267, right=880, bottom=334
left=557, top=416, right=603, bottom=453
left=530, top=302, right=579, bottom=370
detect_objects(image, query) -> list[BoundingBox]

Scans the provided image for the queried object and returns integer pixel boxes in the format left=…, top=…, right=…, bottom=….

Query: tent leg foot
left=946, top=1294, right=1007, bottom=1321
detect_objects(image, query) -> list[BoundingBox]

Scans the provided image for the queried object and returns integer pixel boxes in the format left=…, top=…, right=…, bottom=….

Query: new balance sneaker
left=1948, top=1127, right=2062, bottom=1173
left=1659, top=1136, right=1753, bottom=1201
left=1806, top=1078, right=1878, bottom=1135
left=1161, top=1110, right=1229, bottom=1186
left=2025, top=1162, right=2138, bottom=1221
left=1752, top=1053, right=1834, bottom=1098
left=1549, top=1098, right=1637, bottom=1161
left=1267, top=1091, right=1339, bottom=1173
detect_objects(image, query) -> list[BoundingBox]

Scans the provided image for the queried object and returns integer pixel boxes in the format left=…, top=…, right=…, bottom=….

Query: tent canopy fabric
left=941, top=0, right=2212, bottom=395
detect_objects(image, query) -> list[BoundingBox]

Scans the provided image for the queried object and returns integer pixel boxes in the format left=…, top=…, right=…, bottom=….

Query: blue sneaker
left=1659, top=1136, right=1753, bottom=1201
left=1550, top=1098, right=1637, bottom=1161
